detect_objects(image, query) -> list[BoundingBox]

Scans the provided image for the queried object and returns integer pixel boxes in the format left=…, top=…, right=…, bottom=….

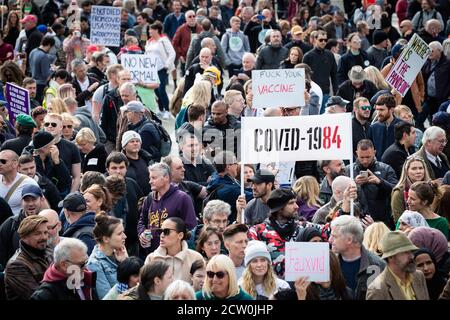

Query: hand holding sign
left=294, top=276, right=310, bottom=300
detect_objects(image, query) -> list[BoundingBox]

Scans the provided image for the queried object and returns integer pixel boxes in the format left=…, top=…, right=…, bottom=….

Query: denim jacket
left=87, top=245, right=118, bottom=299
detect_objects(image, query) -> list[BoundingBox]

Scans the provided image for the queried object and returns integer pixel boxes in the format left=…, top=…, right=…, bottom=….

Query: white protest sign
left=285, top=242, right=330, bottom=282
left=121, top=54, right=159, bottom=84
left=90, top=6, right=121, bottom=47
left=252, top=68, right=305, bottom=108
left=241, top=113, right=352, bottom=164
left=260, top=161, right=295, bottom=186
left=385, top=34, right=431, bottom=97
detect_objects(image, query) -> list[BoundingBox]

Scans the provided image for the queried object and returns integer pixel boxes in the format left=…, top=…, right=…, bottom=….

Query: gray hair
left=429, top=41, right=443, bottom=52
left=422, top=126, right=445, bottom=145
left=163, top=280, right=196, bottom=300
left=443, top=38, right=450, bottom=57
left=242, top=52, right=256, bottom=62
left=161, top=155, right=181, bottom=168
left=331, top=215, right=364, bottom=245
left=149, top=162, right=171, bottom=178
left=54, top=238, right=87, bottom=265
left=119, top=82, right=137, bottom=96
left=71, top=58, right=86, bottom=70
left=203, top=200, right=231, bottom=221
left=200, top=39, right=214, bottom=49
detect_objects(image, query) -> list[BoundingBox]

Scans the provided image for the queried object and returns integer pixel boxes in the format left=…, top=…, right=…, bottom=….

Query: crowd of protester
left=0, top=0, right=450, bottom=301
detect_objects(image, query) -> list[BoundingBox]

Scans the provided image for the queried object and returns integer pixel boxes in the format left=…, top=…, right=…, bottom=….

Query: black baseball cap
left=326, top=96, right=349, bottom=108
left=58, top=192, right=87, bottom=212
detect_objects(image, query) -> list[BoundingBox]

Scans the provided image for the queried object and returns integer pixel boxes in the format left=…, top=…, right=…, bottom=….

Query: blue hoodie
left=62, top=211, right=96, bottom=255
left=207, top=173, right=253, bottom=223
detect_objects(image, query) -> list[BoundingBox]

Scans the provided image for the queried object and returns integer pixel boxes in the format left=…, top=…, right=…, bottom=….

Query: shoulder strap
left=224, top=32, right=230, bottom=54
left=4, top=176, right=27, bottom=202
left=72, top=225, right=94, bottom=239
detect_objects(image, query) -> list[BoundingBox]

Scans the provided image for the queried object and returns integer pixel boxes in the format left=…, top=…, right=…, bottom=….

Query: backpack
left=71, top=225, right=94, bottom=241
left=417, top=10, right=437, bottom=31
left=149, top=119, right=172, bottom=157
left=201, top=184, right=225, bottom=213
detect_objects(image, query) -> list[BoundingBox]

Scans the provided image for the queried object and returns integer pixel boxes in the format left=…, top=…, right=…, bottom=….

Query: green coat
left=196, top=287, right=254, bottom=300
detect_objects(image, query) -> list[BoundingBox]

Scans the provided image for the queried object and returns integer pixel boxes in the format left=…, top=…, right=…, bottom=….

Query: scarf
left=269, top=216, right=297, bottom=240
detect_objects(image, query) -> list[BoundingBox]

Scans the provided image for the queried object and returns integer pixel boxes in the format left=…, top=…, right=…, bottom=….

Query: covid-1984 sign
left=241, top=113, right=353, bottom=164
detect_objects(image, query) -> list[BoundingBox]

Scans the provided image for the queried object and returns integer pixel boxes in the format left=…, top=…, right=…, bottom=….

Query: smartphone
left=256, top=14, right=264, bottom=21
left=360, top=170, right=368, bottom=178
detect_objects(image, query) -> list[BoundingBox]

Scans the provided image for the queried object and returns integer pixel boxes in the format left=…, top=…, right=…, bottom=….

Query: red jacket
left=172, top=23, right=202, bottom=59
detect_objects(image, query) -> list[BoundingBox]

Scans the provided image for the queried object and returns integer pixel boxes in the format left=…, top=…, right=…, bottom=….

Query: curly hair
left=0, top=61, right=25, bottom=85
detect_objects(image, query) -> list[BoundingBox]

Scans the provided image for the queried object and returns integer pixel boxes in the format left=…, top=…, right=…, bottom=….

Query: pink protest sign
left=285, top=242, right=330, bottom=282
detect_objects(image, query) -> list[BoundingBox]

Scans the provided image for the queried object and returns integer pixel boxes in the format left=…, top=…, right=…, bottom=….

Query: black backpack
left=201, top=184, right=225, bottom=214
left=149, top=119, right=172, bottom=157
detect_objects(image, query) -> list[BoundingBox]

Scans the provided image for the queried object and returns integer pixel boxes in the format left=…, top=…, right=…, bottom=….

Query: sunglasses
left=359, top=105, right=372, bottom=111
left=48, top=222, right=59, bottom=230
left=44, top=122, right=58, bottom=127
left=155, top=228, right=177, bottom=236
left=407, top=155, right=424, bottom=161
left=63, top=125, right=73, bottom=129
left=0, top=159, right=8, bottom=164
left=207, top=271, right=226, bottom=279
left=317, top=38, right=327, bottom=42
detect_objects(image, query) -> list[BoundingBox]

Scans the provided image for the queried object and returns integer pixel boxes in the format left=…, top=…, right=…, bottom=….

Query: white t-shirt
left=0, top=173, right=40, bottom=215
left=256, top=278, right=290, bottom=297
left=238, top=276, right=290, bottom=298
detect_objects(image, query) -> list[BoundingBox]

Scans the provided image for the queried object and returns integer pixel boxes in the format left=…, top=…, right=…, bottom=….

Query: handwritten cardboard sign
left=90, top=6, right=121, bottom=47
left=385, top=34, right=431, bottom=97
left=252, top=68, right=305, bottom=108
left=285, top=242, right=330, bottom=282
left=121, top=54, right=159, bottom=84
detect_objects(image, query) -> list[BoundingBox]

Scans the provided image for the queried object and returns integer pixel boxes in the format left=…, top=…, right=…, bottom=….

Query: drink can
left=144, top=230, right=153, bottom=242
left=141, top=230, right=153, bottom=248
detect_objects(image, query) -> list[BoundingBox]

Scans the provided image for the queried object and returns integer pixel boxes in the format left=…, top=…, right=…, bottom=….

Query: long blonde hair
left=4, top=10, right=22, bottom=34
left=362, top=222, right=390, bottom=256
left=293, top=176, right=321, bottom=207
left=364, top=66, right=390, bottom=90
left=240, top=260, right=276, bottom=298
left=183, top=80, right=211, bottom=108
left=49, top=98, right=69, bottom=114
left=394, top=156, right=431, bottom=191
